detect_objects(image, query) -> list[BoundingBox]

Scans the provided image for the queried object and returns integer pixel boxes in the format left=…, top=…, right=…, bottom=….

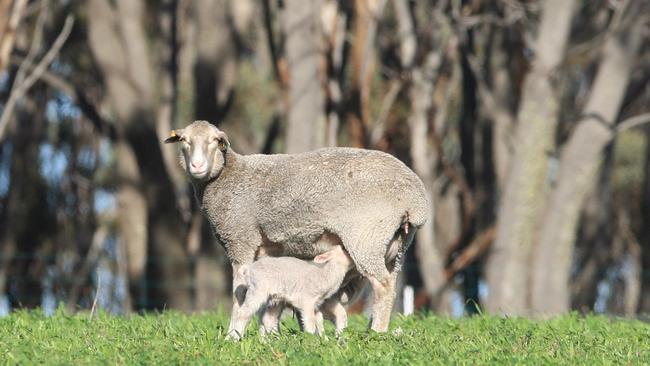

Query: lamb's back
left=244, top=256, right=338, bottom=300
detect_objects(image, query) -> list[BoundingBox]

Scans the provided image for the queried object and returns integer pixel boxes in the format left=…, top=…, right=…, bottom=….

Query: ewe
left=165, top=120, right=429, bottom=338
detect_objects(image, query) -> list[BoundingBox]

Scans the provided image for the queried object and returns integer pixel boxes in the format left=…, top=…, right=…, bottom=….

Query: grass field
left=0, top=309, right=648, bottom=365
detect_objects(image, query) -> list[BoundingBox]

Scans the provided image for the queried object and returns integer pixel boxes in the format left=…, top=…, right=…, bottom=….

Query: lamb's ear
left=164, top=129, right=183, bottom=144
left=216, top=130, right=230, bottom=151
left=314, top=252, right=333, bottom=264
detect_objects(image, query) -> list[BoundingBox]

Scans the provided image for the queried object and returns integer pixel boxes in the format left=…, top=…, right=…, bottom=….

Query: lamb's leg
left=321, top=298, right=348, bottom=337
left=315, top=310, right=325, bottom=336
left=226, top=291, right=266, bottom=341
left=259, top=302, right=284, bottom=336
left=296, top=301, right=320, bottom=336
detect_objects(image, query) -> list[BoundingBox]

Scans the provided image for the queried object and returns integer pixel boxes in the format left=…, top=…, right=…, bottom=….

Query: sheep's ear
left=164, top=129, right=183, bottom=144
left=216, top=130, right=230, bottom=151
left=314, top=252, right=333, bottom=264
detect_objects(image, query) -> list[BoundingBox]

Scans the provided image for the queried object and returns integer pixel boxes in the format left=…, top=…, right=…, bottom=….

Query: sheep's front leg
left=368, top=271, right=398, bottom=332
left=226, top=263, right=248, bottom=340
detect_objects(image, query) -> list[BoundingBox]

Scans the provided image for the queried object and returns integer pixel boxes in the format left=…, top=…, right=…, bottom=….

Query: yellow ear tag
left=170, top=130, right=177, bottom=137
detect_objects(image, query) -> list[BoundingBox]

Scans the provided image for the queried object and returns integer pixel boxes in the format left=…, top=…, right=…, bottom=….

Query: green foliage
left=612, top=131, right=646, bottom=197
left=0, top=311, right=648, bottom=365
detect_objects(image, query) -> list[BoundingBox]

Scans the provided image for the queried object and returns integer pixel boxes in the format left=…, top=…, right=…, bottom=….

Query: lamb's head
left=314, top=246, right=354, bottom=271
left=164, top=120, right=230, bottom=181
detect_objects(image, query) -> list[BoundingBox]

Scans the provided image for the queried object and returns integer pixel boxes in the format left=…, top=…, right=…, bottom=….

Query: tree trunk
left=641, top=130, right=650, bottom=314
left=1, top=100, right=52, bottom=308
left=0, top=0, right=27, bottom=72
left=87, top=0, right=192, bottom=311
left=282, top=0, right=327, bottom=153
left=571, top=148, right=614, bottom=313
left=409, top=56, right=446, bottom=308
left=486, top=29, right=516, bottom=191
left=530, top=4, right=643, bottom=316
left=193, top=0, right=237, bottom=123
left=322, top=0, right=347, bottom=147
left=394, top=0, right=448, bottom=309
left=194, top=216, right=231, bottom=311
left=486, top=0, right=577, bottom=315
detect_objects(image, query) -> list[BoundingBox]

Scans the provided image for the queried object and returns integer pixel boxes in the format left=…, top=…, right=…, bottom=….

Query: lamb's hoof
left=225, top=330, right=242, bottom=342
left=259, top=326, right=280, bottom=337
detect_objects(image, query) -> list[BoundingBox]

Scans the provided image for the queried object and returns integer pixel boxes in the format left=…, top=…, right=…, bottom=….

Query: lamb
left=229, top=245, right=353, bottom=340
left=164, top=120, right=429, bottom=338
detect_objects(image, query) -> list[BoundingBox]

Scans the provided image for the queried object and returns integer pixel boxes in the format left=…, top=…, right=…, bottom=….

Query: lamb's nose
left=191, top=160, right=205, bottom=169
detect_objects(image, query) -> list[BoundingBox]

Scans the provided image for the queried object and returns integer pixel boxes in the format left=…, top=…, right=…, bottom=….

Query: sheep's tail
left=403, top=190, right=430, bottom=230
left=401, top=210, right=423, bottom=236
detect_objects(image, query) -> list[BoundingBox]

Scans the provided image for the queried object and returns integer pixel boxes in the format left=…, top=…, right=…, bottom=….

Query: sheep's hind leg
left=368, top=229, right=411, bottom=332
left=342, top=231, right=398, bottom=332
left=368, top=271, right=398, bottom=332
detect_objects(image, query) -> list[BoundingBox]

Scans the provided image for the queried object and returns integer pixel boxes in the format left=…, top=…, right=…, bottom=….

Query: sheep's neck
left=192, top=149, right=242, bottom=203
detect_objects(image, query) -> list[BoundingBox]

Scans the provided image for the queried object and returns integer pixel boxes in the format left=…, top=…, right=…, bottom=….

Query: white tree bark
left=283, top=0, right=327, bottom=153
left=486, top=0, right=577, bottom=315
left=530, top=5, right=643, bottom=315
left=397, top=0, right=447, bottom=307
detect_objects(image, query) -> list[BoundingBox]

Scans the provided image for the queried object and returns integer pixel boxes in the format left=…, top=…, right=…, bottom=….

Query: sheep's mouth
left=189, top=167, right=208, bottom=179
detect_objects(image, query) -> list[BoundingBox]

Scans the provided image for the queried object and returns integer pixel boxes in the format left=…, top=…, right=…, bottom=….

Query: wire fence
left=2, top=251, right=650, bottom=318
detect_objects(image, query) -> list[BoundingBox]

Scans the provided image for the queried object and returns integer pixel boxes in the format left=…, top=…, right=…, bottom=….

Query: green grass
left=0, top=310, right=648, bottom=365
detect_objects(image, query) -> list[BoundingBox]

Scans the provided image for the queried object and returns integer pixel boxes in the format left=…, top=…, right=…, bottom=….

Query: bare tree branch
left=9, top=54, right=117, bottom=140
left=445, top=226, right=495, bottom=281
left=616, top=113, right=650, bottom=134
left=370, top=78, right=403, bottom=147
left=0, top=0, right=28, bottom=72
left=0, top=15, right=74, bottom=141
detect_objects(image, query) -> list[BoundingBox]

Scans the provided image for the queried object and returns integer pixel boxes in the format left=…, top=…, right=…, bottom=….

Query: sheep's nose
left=191, top=160, right=205, bottom=169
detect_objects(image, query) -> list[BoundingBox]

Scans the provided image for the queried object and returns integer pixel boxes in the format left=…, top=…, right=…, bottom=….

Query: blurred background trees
left=0, top=0, right=649, bottom=318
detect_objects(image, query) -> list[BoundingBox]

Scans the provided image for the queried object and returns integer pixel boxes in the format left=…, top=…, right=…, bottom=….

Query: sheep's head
left=164, top=120, right=230, bottom=181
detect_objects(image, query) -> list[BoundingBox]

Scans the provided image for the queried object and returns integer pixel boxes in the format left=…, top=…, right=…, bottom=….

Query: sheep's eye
left=179, top=136, right=189, bottom=144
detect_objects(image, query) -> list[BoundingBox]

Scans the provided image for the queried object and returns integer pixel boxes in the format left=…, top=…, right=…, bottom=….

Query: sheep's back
left=252, top=148, right=428, bottom=244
